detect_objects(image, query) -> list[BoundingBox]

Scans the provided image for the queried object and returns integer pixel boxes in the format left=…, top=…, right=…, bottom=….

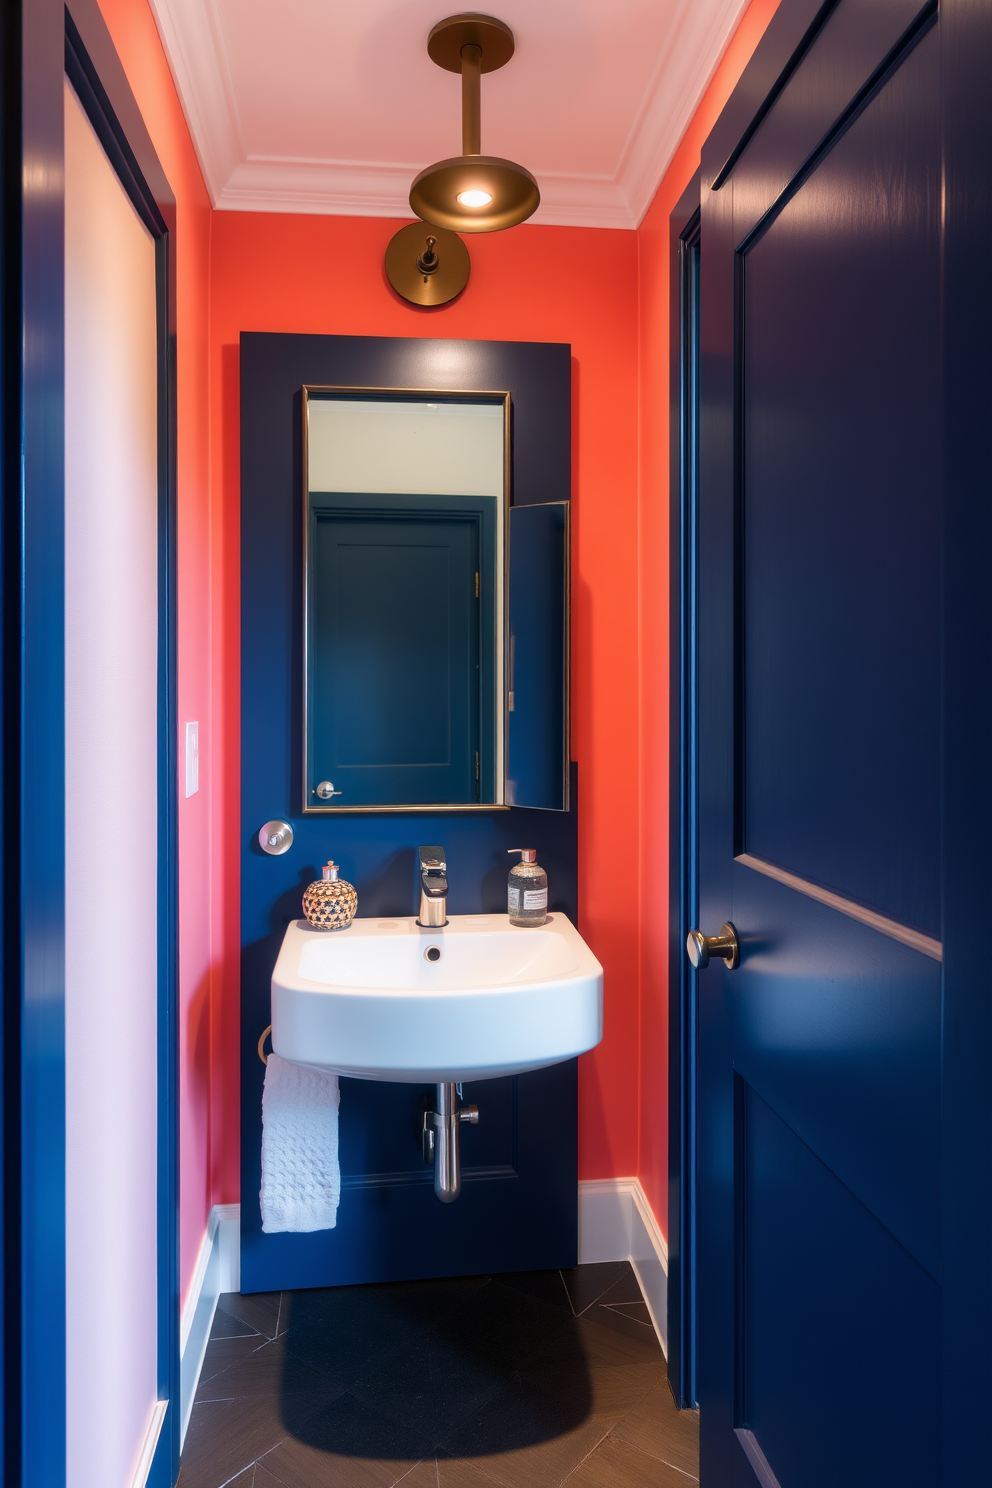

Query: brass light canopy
left=384, top=221, right=470, bottom=307
left=409, top=13, right=539, bottom=234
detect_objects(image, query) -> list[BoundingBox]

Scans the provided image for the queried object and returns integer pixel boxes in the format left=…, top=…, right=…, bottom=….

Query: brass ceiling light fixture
left=409, top=13, right=540, bottom=234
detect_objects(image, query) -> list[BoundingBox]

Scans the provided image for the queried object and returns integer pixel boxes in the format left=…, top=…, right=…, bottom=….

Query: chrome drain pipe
left=430, top=1082, right=479, bottom=1202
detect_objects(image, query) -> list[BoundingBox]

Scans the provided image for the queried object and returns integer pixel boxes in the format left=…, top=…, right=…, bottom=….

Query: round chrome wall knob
left=259, top=820, right=294, bottom=855
left=687, top=922, right=740, bottom=970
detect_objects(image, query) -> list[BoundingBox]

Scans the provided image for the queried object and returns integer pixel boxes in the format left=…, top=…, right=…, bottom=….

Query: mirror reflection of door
left=305, top=393, right=506, bottom=809
left=310, top=505, right=483, bottom=805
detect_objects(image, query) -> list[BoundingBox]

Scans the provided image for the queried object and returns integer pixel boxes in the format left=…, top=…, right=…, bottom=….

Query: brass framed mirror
left=303, top=387, right=511, bottom=812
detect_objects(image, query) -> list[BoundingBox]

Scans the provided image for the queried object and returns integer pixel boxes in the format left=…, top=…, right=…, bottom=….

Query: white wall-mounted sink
left=271, top=913, right=603, bottom=1083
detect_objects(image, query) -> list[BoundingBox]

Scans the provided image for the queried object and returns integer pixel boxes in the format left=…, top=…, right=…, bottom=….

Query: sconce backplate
left=385, top=222, right=470, bottom=307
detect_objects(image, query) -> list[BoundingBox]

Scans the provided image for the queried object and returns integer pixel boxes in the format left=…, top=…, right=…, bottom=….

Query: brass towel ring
left=258, top=1024, right=272, bottom=1065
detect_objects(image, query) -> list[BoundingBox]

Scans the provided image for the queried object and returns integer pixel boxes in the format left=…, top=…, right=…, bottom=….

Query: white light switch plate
left=185, top=721, right=199, bottom=798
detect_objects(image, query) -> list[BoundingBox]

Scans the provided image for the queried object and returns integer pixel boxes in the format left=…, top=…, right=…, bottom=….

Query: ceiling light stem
left=410, top=15, right=538, bottom=231
left=461, top=43, right=482, bottom=155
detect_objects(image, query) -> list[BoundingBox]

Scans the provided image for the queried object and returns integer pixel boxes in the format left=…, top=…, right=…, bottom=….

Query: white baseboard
left=128, top=1398, right=168, bottom=1488
left=178, top=1182, right=666, bottom=1434
left=215, top=1202, right=242, bottom=1293
left=179, top=1203, right=241, bottom=1448
left=578, top=1177, right=668, bottom=1354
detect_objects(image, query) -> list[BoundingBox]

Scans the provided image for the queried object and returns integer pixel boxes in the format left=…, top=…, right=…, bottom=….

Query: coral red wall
left=208, top=217, right=642, bottom=1196
left=94, top=0, right=216, bottom=1302
left=97, top=0, right=782, bottom=1293
left=635, top=0, right=782, bottom=1234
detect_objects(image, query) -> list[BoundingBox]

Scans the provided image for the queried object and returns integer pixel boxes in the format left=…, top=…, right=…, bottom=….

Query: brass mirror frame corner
left=300, top=383, right=513, bottom=816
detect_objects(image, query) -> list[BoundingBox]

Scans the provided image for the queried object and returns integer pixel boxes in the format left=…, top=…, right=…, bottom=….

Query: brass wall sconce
left=384, top=221, right=470, bottom=307
left=409, top=13, right=539, bottom=233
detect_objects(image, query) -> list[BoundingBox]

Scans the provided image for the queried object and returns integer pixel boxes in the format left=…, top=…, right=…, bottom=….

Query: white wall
left=64, top=80, right=161, bottom=1488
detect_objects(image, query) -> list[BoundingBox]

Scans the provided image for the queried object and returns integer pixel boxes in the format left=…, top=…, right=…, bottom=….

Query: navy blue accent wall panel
left=240, top=333, right=578, bottom=1294
left=243, top=331, right=570, bottom=511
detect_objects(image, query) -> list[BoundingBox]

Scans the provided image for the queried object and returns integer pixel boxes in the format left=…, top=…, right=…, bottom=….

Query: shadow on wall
left=274, top=1275, right=593, bottom=1458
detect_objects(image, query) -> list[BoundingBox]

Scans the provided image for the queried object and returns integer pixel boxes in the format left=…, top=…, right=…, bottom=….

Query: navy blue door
left=311, top=511, right=481, bottom=806
left=694, top=0, right=992, bottom=1482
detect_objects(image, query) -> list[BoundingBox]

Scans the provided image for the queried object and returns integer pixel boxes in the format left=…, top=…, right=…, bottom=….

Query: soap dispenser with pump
left=507, top=848, right=548, bottom=927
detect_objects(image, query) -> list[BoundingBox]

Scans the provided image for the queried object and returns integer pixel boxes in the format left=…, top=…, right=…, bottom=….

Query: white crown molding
left=617, top=0, right=750, bottom=223
left=146, top=0, right=245, bottom=201
left=149, top=0, right=749, bottom=229
left=213, top=159, right=638, bottom=230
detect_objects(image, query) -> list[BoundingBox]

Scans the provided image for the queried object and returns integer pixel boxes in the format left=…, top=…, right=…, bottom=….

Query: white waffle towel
left=260, top=1053, right=341, bottom=1232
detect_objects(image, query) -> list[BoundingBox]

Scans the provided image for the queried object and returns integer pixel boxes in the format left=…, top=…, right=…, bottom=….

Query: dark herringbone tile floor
left=178, top=1263, right=699, bottom=1488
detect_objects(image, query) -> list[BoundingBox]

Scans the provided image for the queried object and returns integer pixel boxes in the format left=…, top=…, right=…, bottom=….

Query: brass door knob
left=686, top=922, right=740, bottom=970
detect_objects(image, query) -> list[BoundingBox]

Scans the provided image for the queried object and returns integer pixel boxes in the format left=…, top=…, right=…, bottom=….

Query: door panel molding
left=735, top=25, right=942, bottom=938
left=737, top=854, right=942, bottom=961
left=727, top=0, right=936, bottom=245
left=734, top=1428, right=783, bottom=1488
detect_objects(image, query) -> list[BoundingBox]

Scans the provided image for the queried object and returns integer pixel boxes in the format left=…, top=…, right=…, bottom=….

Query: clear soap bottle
left=507, top=848, right=548, bottom=927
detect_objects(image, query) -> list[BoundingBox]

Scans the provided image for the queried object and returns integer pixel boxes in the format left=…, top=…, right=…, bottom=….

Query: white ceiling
left=148, top=0, right=748, bottom=229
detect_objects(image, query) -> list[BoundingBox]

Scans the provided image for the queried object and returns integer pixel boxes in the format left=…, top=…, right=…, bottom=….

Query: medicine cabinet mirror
left=303, top=387, right=568, bottom=813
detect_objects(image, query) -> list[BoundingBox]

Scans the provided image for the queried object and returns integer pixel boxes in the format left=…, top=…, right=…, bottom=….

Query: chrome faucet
left=417, top=845, right=448, bottom=927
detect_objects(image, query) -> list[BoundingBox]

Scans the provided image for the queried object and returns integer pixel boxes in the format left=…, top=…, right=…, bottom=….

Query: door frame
left=6, top=1, right=179, bottom=1482
left=693, top=0, right=992, bottom=1476
left=667, top=171, right=701, bottom=1412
